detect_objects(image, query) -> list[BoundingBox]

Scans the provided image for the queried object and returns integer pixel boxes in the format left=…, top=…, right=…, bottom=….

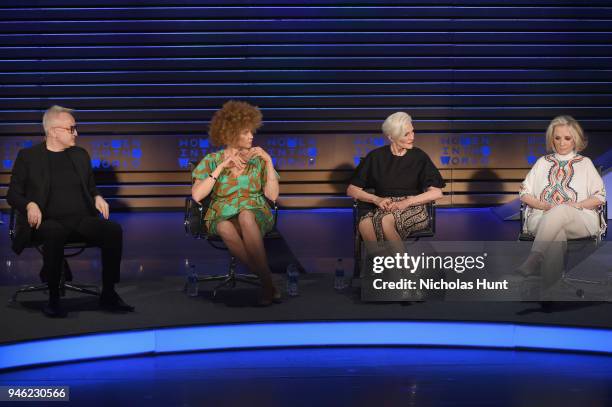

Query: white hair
left=382, top=112, right=412, bottom=140
left=42, top=105, right=74, bottom=135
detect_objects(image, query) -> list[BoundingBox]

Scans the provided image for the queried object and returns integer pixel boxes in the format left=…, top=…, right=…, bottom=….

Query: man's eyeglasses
left=54, top=126, right=78, bottom=135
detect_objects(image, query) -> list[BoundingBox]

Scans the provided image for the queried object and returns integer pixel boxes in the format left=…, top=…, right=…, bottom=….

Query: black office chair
left=352, top=193, right=436, bottom=279
left=518, top=195, right=608, bottom=298
left=184, top=162, right=280, bottom=297
left=519, top=202, right=607, bottom=241
left=8, top=209, right=100, bottom=303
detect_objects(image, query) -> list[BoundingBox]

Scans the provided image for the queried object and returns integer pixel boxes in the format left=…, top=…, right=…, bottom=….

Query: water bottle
left=185, top=259, right=199, bottom=297
left=286, top=263, right=299, bottom=297
left=334, top=258, right=346, bottom=290
left=183, top=258, right=189, bottom=278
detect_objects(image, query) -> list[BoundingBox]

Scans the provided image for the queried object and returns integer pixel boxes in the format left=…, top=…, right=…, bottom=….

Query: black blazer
left=7, top=142, right=100, bottom=254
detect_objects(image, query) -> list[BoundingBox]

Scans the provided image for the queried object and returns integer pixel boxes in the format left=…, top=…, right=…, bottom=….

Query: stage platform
left=1, top=208, right=610, bottom=345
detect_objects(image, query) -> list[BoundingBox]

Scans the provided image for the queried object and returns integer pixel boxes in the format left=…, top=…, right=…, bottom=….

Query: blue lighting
left=481, top=146, right=491, bottom=156
left=3, top=322, right=612, bottom=371
left=131, top=148, right=142, bottom=159
left=111, top=140, right=122, bottom=149
left=3, top=159, right=12, bottom=169
left=0, top=331, right=154, bottom=371
left=527, top=155, right=537, bottom=165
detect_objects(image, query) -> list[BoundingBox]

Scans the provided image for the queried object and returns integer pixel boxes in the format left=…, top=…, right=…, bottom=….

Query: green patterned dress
left=192, top=150, right=278, bottom=236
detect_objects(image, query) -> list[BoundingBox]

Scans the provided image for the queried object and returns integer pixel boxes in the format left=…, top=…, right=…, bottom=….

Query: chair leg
left=201, top=256, right=261, bottom=296
left=229, top=257, right=237, bottom=287
left=234, top=276, right=260, bottom=286
left=197, top=275, right=229, bottom=283
left=10, top=284, right=49, bottom=303
left=11, top=256, right=101, bottom=303
left=229, top=256, right=259, bottom=286
left=63, top=283, right=100, bottom=297
left=212, top=276, right=234, bottom=297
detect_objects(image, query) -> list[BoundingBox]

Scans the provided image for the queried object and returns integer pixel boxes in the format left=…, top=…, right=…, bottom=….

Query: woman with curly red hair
left=191, top=101, right=280, bottom=305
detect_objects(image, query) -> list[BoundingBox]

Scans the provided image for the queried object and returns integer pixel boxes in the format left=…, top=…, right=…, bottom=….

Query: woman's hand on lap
left=374, top=196, right=392, bottom=210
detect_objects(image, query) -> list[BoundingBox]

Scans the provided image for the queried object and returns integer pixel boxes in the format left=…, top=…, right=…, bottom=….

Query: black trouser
left=32, top=217, right=123, bottom=297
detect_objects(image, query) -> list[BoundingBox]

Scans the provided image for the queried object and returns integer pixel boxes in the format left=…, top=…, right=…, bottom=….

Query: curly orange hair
left=208, top=100, right=263, bottom=146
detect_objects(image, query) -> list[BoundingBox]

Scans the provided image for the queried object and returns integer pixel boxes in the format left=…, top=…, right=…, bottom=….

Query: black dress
left=349, top=146, right=445, bottom=240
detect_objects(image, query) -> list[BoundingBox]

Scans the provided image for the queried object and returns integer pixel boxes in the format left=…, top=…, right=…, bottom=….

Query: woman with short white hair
left=517, top=115, right=606, bottom=279
left=347, top=112, right=445, bottom=241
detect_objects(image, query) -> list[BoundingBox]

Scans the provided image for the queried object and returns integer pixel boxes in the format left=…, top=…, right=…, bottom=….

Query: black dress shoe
left=99, top=291, right=135, bottom=312
left=42, top=299, right=67, bottom=318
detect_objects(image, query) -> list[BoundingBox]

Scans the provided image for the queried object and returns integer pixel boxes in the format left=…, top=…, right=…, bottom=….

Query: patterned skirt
left=360, top=196, right=429, bottom=241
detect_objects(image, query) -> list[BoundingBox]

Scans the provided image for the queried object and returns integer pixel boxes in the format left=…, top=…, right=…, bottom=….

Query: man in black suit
left=7, top=105, right=134, bottom=317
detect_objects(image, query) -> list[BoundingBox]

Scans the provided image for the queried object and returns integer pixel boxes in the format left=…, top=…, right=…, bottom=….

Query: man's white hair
left=382, top=112, right=412, bottom=140
left=42, top=105, right=74, bottom=135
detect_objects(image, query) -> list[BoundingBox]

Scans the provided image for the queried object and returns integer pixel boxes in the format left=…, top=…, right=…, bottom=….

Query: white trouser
left=528, top=205, right=599, bottom=287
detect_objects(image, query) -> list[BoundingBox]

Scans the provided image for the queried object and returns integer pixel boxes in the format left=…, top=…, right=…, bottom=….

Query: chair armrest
left=8, top=208, right=16, bottom=240
left=262, top=197, right=279, bottom=229
left=267, top=199, right=279, bottom=228
left=426, top=201, right=436, bottom=234
left=598, top=200, right=608, bottom=239
left=352, top=199, right=360, bottom=234
left=519, top=201, right=526, bottom=233
left=184, top=197, right=206, bottom=237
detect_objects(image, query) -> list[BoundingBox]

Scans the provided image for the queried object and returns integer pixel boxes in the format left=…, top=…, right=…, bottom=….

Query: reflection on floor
left=1, top=347, right=612, bottom=407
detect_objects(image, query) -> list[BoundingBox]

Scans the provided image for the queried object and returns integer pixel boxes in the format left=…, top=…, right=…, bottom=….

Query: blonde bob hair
left=545, top=115, right=587, bottom=153
left=382, top=112, right=413, bottom=140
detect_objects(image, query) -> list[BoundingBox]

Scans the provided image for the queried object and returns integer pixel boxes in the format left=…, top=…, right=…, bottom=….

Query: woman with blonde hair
left=517, top=115, right=606, bottom=280
left=191, top=100, right=280, bottom=305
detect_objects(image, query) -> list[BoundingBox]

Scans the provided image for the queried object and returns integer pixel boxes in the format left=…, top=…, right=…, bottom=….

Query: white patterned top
left=520, top=152, right=606, bottom=235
